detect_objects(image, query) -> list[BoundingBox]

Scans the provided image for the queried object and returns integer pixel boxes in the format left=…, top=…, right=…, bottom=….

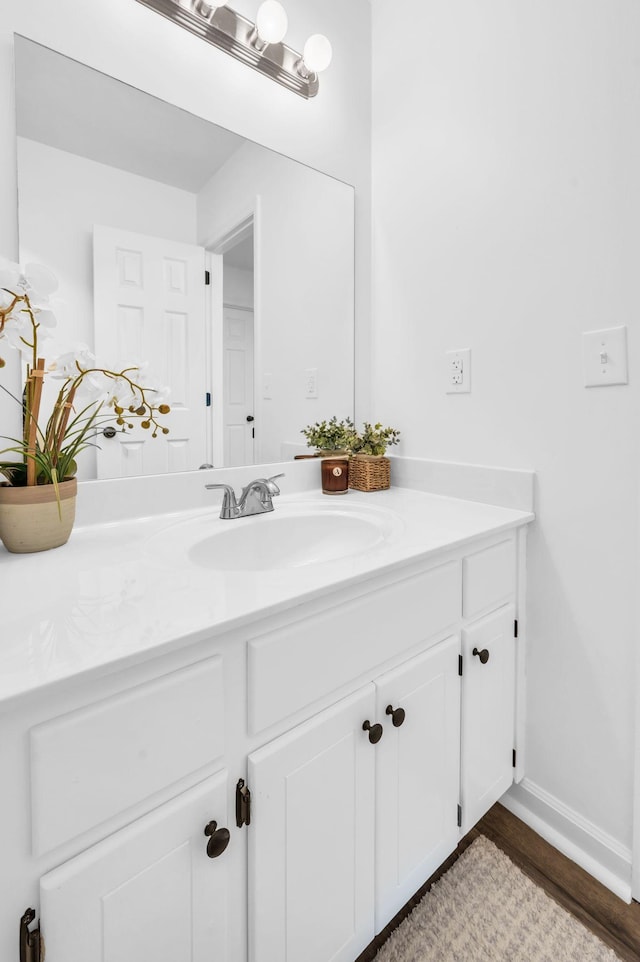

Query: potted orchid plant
left=0, top=260, right=171, bottom=553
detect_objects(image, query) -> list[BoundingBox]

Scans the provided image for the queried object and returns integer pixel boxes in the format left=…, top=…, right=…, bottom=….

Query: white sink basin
left=148, top=501, right=403, bottom=572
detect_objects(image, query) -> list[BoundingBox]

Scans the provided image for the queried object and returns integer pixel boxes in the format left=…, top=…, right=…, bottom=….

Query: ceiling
left=15, top=37, right=246, bottom=193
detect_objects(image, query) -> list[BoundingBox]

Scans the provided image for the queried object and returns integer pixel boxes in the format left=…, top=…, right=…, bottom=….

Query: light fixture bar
left=134, top=0, right=320, bottom=99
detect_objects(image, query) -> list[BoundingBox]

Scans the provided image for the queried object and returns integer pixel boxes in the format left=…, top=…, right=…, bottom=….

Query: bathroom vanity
left=1, top=483, right=532, bottom=962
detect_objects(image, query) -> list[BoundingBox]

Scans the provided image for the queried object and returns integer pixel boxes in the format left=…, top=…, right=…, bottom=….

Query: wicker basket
left=348, top=455, right=391, bottom=492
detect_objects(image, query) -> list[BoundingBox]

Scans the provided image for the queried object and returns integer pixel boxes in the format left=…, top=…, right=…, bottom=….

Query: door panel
left=223, top=306, right=254, bottom=466
left=40, top=774, right=230, bottom=962
left=94, top=225, right=207, bottom=478
left=248, top=687, right=376, bottom=962
left=374, top=637, right=461, bottom=930
left=461, top=605, right=516, bottom=832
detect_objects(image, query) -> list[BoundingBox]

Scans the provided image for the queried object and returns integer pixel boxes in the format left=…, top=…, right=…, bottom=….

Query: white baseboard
left=502, top=778, right=633, bottom=903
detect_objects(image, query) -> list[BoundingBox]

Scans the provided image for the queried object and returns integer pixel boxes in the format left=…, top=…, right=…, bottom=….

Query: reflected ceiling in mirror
left=14, top=36, right=354, bottom=480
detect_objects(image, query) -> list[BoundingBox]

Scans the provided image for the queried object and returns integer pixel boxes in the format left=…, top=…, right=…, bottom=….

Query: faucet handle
left=205, top=483, right=236, bottom=495
left=265, top=473, right=285, bottom=495
left=205, top=483, right=238, bottom=519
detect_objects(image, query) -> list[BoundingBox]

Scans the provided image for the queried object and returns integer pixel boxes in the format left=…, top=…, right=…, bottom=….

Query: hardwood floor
left=356, top=802, right=640, bottom=962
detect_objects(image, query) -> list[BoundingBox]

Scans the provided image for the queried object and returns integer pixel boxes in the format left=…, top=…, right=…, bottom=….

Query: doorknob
left=204, top=820, right=231, bottom=858
left=246, top=415, right=255, bottom=422
left=385, top=704, right=406, bottom=727
left=362, top=720, right=383, bottom=744
left=472, top=647, right=490, bottom=664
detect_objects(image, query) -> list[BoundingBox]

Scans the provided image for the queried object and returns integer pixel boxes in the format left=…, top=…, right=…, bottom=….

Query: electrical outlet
left=305, top=368, right=318, bottom=399
left=446, top=349, right=471, bottom=394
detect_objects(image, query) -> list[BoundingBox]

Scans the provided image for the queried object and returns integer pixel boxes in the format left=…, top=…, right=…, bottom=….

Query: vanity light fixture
left=252, top=1, right=288, bottom=51
left=133, top=0, right=332, bottom=98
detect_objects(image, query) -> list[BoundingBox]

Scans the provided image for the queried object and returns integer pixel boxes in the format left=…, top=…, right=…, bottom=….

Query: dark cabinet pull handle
left=472, top=647, right=490, bottom=665
left=385, top=704, right=406, bottom=727
left=362, top=720, right=383, bottom=744
left=204, top=821, right=231, bottom=858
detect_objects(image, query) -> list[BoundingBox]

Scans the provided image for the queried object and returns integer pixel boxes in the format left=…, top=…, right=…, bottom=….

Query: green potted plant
left=0, top=259, right=171, bottom=553
left=301, top=416, right=356, bottom=457
left=349, top=421, right=400, bottom=492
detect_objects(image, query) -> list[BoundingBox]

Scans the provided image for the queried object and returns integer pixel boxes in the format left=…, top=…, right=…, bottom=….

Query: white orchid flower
left=23, top=263, right=58, bottom=300
left=75, top=370, right=111, bottom=401
left=0, top=258, right=22, bottom=293
left=35, top=308, right=57, bottom=329
left=0, top=288, right=16, bottom=311
left=147, top=384, right=172, bottom=406
left=49, top=345, right=96, bottom=380
left=0, top=259, right=58, bottom=304
left=1, top=317, right=35, bottom=360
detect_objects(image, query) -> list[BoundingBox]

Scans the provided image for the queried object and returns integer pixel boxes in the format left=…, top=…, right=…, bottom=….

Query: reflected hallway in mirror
left=14, top=35, right=355, bottom=480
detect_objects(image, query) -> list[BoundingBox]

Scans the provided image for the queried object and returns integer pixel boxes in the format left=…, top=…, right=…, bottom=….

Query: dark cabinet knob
left=204, top=821, right=231, bottom=858
left=246, top=415, right=255, bottom=422
left=362, top=720, right=383, bottom=744
left=472, top=647, right=490, bottom=665
left=385, top=704, right=406, bottom=727
left=102, top=426, right=117, bottom=439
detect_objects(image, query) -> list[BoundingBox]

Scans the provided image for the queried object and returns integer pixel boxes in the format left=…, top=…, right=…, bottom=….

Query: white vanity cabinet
left=374, top=636, right=461, bottom=930
left=459, top=537, right=520, bottom=834
left=248, top=636, right=462, bottom=962
left=460, top=604, right=517, bottom=833
left=39, top=773, right=232, bottom=962
left=248, top=686, right=377, bottom=962
left=4, top=527, right=527, bottom=962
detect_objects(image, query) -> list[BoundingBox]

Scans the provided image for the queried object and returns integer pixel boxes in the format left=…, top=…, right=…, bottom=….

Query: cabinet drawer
left=462, top=538, right=516, bottom=620
left=248, top=561, right=460, bottom=734
left=30, top=656, right=225, bottom=857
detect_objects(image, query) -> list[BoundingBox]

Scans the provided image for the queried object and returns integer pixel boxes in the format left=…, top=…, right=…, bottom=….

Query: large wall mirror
left=14, top=36, right=355, bottom=480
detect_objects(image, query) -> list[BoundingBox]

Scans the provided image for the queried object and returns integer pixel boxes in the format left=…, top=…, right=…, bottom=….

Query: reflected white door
left=94, top=225, right=207, bottom=478
left=223, top=306, right=254, bottom=466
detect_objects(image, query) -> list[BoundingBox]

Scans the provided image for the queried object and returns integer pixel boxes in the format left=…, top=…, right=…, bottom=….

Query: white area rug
left=375, top=836, right=621, bottom=962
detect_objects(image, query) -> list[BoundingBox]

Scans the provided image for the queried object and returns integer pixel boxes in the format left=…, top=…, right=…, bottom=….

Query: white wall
left=224, top=265, right=254, bottom=311
left=17, top=137, right=197, bottom=350
left=0, top=0, right=371, bottom=441
left=372, top=0, right=640, bottom=879
left=198, top=140, right=354, bottom=463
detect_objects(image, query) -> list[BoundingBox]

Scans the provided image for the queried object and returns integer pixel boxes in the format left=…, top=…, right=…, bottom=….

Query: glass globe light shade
left=302, top=34, right=332, bottom=73
left=255, top=1, right=288, bottom=44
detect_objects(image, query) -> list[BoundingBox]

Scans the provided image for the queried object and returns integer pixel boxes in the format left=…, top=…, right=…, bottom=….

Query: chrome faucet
left=205, top=473, right=284, bottom=520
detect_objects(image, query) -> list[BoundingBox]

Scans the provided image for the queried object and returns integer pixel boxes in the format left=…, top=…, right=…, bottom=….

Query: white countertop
left=0, top=487, right=533, bottom=708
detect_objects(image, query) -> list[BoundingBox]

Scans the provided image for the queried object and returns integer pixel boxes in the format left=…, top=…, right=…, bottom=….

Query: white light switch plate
left=582, top=326, right=628, bottom=387
left=446, top=348, right=471, bottom=394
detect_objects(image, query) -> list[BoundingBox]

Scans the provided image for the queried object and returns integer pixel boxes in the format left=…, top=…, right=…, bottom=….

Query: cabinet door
left=374, top=636, right=461, bottom=931
left=461, top=605, right=516, bottom=832
left=248, top=686, right=376, bottom=962
left=40, top=773, right=231, bottom=962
